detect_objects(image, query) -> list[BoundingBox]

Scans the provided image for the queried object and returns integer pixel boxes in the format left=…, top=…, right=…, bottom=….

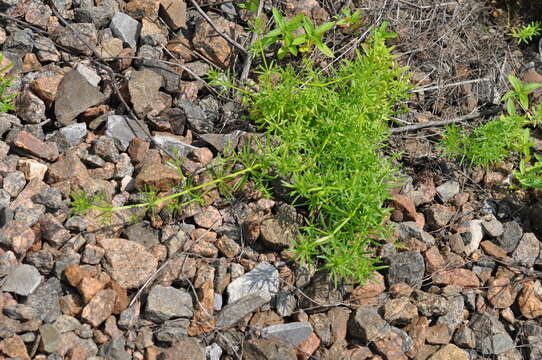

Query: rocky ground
left=1, top=0, right=542, bottom=359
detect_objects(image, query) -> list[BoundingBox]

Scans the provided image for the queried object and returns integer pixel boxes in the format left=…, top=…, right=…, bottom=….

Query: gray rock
left=453, top=324, right=476, bottom=348
left=128, top=68, right=163, bottom=117
left=497, top=221, right=523, bottom=253
left=40, top=323, right=60, bottom=353
left=309, top=313, right=332, bottom=346
left=123, top=222, right=159, bottom=248
left=395, top=221, right=435, bottom=246
left=216, top=292, right=271, bottom=328
left=214, top=293, right=223, bottom=311
left=53, top=23, right=98, bottom=56
left=470, top=312, right=515, bottom=355
left=93, top=135, right=120, bottom=162
left=349, top=307, right=391, bottom=343
left=118, top=303, right=140, bottom=330
left=34, top=36, right=60, bottom=63
left=386, top=251, right=425, bottom=288
left=260, top=216, right=297, bottom=250
left=32, top=186, right=63, bottom=211
left=24, top=277, right=62, bottom=323
left=99, top=336, right=130, bottom=360
left=14, top=204, right=46, bottom=227
left=2, top=264, right=43, bottom=296
left=26, top=249, right=54, bottom=275
left=413, top=290, right=449, bottom=316
left=145, top=285, right=193, bottom=322
left=275, top=292, right=296, bottom=317
left=3, top=171, right=26, bottom=197
left=152, top=134, right=198, bottom=158
left=3, top=303, right=38, bottom=320
left=436, top=180, right=460, bottom=202
left=512, top=233, right=540, bottom=267
left=154, top=318, right=190, bottom=343
left=527, top=336, right=542, bottom=360
left=481, top=214, right=504, bottom=237
left=53, top=315, right=82, bottom=334
left=16, top=86, right=46, bottom=124
left=262, top=322, right=313, bottom=346
left=226, top=261, right=279, bottom=304
left=200, top=131, right=244, bottom=153
left=55, top=122, right=88, bottom=150
left=244, top=337, right=297, bottom=360
left=206, top=343, right=223, bottom=360
left=298, top=270, right=343, bottom=308
left=110, top=12, right=141, bottom=48
left=0, top=113, right=18, bottom=138
left=391, top=326, right=414, bottom=353
left=53, top=249, right=81, bottom=278
left=74, top=6, right=115, bottom=29
left=54, top=69, right=105, bottom=126
left=76, top=64, right=101, bottom=87
left=437, top=292, right=464, bottom=333
left=177, top=99, right=213, bottom=133
left=105, top=115, right=150, bottom=151
left=3, top=29, right=34, bottom=56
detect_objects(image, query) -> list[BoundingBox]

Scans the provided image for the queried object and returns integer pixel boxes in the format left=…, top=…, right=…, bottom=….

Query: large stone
left=387, top=251, right=425, bottom=288
left=470, top=312, right=515, bottom=355
left=429, top=344, right=468, bottom=360
left=215, top=292, right=271, bottom=328
left=134, top=162, right=182, bottom=192
left=436, top=180, right=460, bottom=202
left=244, top=337, right=297, bottom=360
left=192, top=13, right=246, bottom=68
left=512, top=233, right=540, bottom=267
left=128, top=68, right=163, bottom=117
left=159, top=0, right=187, bottom=30
left=496, top=221, right=523, bottom=253
left=54, top=69, right=105, bottom=125
left=146, top=285, right=194, bottom=322
left=24, top=277, right=62, bottom=323
left=260, top=216, right=296, bottom=250
left=0, top=220, right=35, bottom=255
left=349, top=307, right=391, bottom=343
left=110, top=12, right=141, bottom=49
left=394, top=221, right=435, bottom=246
left=162, top=338, right=206, bottom=360
left=81, top=289, right=116, bottom=327
left=16, top=86, right=46, bottom=124
left=52, top=23, right=98, bottom=56
left=432, top=269, right=480, bottom=287
left=106, top=115, right=150, bottom=151
left=517, top=280, right=542, bottom=319
left=10, top=130, right=59, bottom=161
left=98, top=238, right=158, bottom=289
left=2, top=264, right=42, bottom=296
left=261, top=322, right=313, bottom=346
left=226, top=261, right=279, bottom=304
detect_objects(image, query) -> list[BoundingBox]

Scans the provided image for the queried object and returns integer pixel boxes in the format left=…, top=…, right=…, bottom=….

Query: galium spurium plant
left=233, top=22, right=412, bottom=284
left=441, top=75, right=541, bottom=168
left=510, top=21, right=541, bottom=45
left=0, top=54, right=16, bottom=113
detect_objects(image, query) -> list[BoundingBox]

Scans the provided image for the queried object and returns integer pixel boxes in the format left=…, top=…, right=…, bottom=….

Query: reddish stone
left=81, top=289, right=117, bottom=327
left=432, top=269, right=480, bottom=287
left=391, top=194, right=417, bottom=221
left=424, top=246, right=445, bottom=273
left=296, top=332, right=320, bottom=359
left=487, top=277, right=518, bottom=309
left=11, top=131, right=59, bottom=161
left=30, top=75, right=63, bottom=104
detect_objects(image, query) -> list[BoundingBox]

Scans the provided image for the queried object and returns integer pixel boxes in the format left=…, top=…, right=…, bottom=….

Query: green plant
left=513, top=133, right=542, bottom=189
left=252, top=8, right=336, bottom=59
left=0, top=54, right=16, bottom=113
left=70, top=165, right=259, bottom=224
left=510, top=21, right=541, bottom=44
left=441, top=75, right=540, bottom=168
left=336, top=8, right=363, bottom=33
left=236, top=22, right=411, bottom=284
left=237, top=0, right=259, bottom=12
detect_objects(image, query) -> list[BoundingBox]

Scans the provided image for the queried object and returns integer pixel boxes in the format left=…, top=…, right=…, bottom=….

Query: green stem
left=88, top=165, right=261, bottom=214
